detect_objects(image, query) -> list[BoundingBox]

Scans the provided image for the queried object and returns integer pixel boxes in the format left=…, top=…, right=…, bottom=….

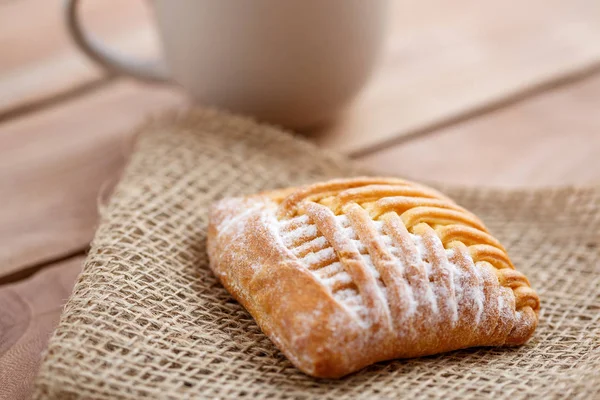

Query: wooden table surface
left=1, top=0, right=599, bottom=398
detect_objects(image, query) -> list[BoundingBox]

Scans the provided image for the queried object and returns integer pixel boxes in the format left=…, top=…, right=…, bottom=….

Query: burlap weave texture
left=33, top=109, right=599, bottom=399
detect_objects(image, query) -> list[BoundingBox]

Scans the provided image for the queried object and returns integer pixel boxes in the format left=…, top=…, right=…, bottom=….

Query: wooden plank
left=0, top=81, right=186, bottom=278
left=0, top=0, right=157, bottom=116
left=315, top=0, right=600, bottom=154
left=0, top=256, right=82, bottom=400
left=358, top=72, right=600, bottom=187
left=1, top=0, right=599, bottom=280
left=3, top=0, right=599, bottom=154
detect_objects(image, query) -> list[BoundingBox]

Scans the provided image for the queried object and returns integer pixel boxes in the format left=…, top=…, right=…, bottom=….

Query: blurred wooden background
left=1, top=0, right=599, bottom=398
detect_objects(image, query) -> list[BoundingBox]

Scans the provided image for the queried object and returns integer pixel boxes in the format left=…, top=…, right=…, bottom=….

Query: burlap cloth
left=33, top=109, right=599, bottom=399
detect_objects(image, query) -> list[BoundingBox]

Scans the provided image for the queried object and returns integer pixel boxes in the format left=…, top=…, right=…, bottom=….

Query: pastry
left=207, top=177, right=540, bottom=378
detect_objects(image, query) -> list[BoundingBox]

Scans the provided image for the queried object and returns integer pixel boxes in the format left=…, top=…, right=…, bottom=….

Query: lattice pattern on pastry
left=277, top=178, right=539, bottom=339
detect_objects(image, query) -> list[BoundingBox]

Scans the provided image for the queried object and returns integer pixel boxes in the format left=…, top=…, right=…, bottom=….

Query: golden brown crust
left=207, top=177, right=540, bottom=378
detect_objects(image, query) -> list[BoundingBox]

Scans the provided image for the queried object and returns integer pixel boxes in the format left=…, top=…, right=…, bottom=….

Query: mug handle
left=64, top=0, right=169, bottom=83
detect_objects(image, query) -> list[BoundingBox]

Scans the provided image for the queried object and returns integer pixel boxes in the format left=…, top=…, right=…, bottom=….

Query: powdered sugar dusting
left=381, top=235, right=393, bottom=247
left=282, top=224, right=318, bottom=248
left=408, top=233, right=425, bottom=268
left=292, top=236, right=329, bottom=257
left=336, top=214, right=350, bottom=227
left=335, top=288, right=359, bottom=301
left=360, top=254, right=380, bottom=280
left=322, top=271, right=353, bottom=290
left=279, top=214, right=310, bottom=231
left=300, top=247, right=336, bottom=269
left=274, top=195, right=512, bottom=335
left=342, top=226, right=358, bottom=240
left=351, top=239, right=368, bottom=254
left=334, top=288, right=368, bottom=319
left=313, top=262, right=344, bottom=279
left=410, top=233, right=439, bottom=314
left=471, top=265, right=485, bottom=325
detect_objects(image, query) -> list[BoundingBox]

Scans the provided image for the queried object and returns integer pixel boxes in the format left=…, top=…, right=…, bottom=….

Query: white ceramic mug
left=65, top=0, right=389, bottom=129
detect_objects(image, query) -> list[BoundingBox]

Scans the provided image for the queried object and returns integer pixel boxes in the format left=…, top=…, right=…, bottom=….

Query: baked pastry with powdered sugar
left=207, top=177, right=540, bottom=378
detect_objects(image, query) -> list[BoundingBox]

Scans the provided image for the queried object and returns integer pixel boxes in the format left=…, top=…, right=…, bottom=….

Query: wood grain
left=358, top=72, right=600, bottom=187
left=0, top=81, right=186, bottom=279
left=0, top=256, right=82, bottom=400
left=2, top=0, right=600, bottom=280
left=314, top=0, right=600, bottom=154
left=3, top=0, right=599, bottom=152
left=0, top=0, right=157, bottom=117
